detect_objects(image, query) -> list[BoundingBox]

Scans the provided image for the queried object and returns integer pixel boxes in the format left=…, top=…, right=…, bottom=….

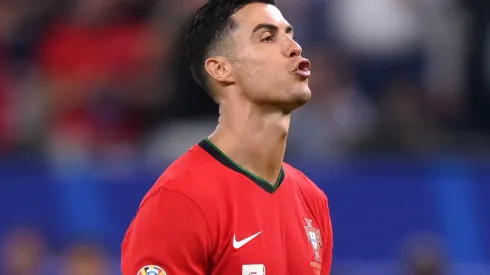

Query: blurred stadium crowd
left=0, top=0, right=488, bottom=159
left=0, top=0, right=488, bottom=274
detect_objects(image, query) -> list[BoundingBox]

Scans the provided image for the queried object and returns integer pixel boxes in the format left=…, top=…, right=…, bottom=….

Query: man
left=121, top=0, right=333, bottom=274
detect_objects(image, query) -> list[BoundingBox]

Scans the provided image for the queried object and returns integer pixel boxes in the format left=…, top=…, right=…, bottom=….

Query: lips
left=295, top=59, right=311, bottom=79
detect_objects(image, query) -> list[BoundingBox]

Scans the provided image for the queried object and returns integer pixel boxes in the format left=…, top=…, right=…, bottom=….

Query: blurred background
left=0, top=0, right=488, bottom=274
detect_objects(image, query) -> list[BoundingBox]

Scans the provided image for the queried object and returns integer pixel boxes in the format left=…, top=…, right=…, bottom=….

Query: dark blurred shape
left=401, top=233, right=448, bottom=275
left=358, top=76, right=444, bottom=156
left=1, top=227, right=47, bottom=275
left=0, top=0, right=44, bottom=154
left=60, top=242, right=110, bottom=275
left=460, top=0, right=490, bottom=131
left=159, top=18, right=218, bottom=121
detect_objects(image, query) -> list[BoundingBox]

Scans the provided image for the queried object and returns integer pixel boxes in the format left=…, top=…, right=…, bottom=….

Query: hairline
left=202, top=16, right=241, bottom=97
left=190, top=0, right=277, bottom=96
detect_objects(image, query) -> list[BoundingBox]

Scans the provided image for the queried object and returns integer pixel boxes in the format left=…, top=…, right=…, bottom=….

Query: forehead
left=232, top=3, right=288, bottom=31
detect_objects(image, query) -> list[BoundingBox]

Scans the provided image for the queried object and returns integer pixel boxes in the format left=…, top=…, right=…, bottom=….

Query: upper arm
left=321, top=195, right=333, bottom=275
left=121, top=188, right=212, bottom=275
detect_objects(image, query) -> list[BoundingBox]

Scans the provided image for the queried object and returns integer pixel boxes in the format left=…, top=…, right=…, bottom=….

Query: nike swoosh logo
left=233, top=231, right=262, bottom=249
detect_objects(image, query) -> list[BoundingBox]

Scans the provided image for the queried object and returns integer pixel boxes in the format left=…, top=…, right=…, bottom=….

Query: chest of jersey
left=211, top=179, right=325, bottom=275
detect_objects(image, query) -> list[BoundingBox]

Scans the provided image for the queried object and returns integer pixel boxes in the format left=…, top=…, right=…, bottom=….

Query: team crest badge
left=137, top=265, right=166, bottom=275
left=304, top=218, right=322, bottom=262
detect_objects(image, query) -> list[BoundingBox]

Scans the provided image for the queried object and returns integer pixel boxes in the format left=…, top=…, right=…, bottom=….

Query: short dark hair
left=186, top=0, right=276, bottom=95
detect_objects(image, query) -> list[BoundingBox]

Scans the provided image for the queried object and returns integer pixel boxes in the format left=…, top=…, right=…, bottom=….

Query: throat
left=209, top=134, right=287, bottom=185
left=200, top=137, right=287, bottom=193
left=247, top=134, right=288, bottom=184
left=207, top=114, right=290, bottom=188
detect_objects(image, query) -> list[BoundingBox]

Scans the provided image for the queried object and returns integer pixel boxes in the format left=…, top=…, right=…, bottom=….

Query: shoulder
left=283, top=162, right=329, bottom=205
left=140, top=143, right=223, bottom=210
left=283, top=163, right=332, bottom=238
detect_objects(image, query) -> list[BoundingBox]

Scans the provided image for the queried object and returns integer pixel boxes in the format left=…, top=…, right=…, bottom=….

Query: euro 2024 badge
left=304, top=218, right=322, bottom=262
left=137, top=265, right=166, bottom=275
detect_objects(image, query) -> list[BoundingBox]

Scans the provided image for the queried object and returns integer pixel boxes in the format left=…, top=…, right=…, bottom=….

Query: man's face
left=229, top=3, right=311, bottom=111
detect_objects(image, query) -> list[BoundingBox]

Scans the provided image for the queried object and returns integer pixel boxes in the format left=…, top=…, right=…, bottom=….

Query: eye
left=260, top=33, right=275, bottom=43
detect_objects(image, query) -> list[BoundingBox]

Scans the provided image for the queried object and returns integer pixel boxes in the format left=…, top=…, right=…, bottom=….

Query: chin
left=292, top=87, right=312, bottom=105
left=278, top=90, right=311, bottom=113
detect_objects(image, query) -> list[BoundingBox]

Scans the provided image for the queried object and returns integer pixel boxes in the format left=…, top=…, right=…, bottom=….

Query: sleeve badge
left=137, top=265, right=167, bottom=275
left=304, top=218, right=322, bottom=262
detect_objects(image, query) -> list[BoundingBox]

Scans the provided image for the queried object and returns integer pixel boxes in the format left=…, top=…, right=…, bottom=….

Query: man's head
left=186, top=0, right=311, bottom=112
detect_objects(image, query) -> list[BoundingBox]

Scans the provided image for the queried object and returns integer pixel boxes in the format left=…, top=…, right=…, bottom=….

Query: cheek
left=240, top=49, right=274, bottom=74
left=235, top=50, right=285, bottom=91
left=238, top=58, right=268, bottom=82
left=250, top=58, right=281, bottom=82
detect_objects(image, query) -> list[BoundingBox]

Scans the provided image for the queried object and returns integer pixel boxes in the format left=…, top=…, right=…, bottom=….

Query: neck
left=208, top=101, right=290, bottom=185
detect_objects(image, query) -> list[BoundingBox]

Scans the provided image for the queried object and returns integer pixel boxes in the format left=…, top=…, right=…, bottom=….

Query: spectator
left=1, top=227, right=50, bottom=275
left=60, top=242, right=111, bottom=275
left=37, top=0, right=160, bottom=155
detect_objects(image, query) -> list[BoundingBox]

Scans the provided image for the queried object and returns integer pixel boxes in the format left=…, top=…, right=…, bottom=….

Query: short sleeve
left=121, top=188, right=212, bottom=275
left=321, top=196, right=333, bottom=275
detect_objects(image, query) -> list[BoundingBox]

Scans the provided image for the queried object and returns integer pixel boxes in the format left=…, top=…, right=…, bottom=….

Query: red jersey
left=122, top=139, right=333, bottom=275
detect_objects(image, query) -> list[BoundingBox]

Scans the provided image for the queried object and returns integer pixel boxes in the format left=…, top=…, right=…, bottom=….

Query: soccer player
left=121, top=0, right=333, bottom=274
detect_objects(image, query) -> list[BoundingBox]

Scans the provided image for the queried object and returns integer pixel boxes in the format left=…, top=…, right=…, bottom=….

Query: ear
left=204, top=56, right=235, bottom=84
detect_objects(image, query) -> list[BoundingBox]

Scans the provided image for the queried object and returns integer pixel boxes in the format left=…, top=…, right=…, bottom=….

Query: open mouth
left=295, top=59, right=311, bottom=79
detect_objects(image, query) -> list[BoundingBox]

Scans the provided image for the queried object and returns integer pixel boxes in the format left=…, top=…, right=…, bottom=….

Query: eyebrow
left=251, top=23, right=294, bottom=36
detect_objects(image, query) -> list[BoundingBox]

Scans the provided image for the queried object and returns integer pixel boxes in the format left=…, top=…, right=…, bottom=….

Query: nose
left=288, top=39, right=302, bottom=58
